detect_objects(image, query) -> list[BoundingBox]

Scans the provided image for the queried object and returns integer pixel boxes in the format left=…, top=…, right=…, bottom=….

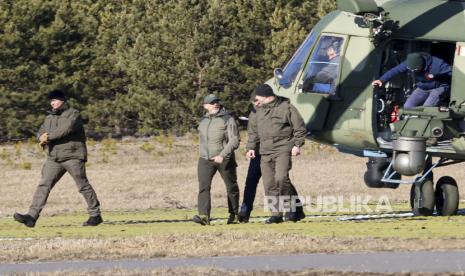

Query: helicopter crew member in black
left=372, top=52, right=452, bottom=108
left=246, top=84, right=306, bottom=224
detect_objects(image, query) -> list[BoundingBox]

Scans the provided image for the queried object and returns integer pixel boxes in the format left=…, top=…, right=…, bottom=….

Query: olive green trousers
left=197, top=157, right=239, bottom=217
left=260, top=152, right=301, bottom=216
left=28, top=159, right=101, bottom=219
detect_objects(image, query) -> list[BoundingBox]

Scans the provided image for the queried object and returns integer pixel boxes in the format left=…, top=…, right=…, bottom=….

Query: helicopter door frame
left=450, top=42, right=465, bottom=109
left=295, top=33, right=348, bottom=131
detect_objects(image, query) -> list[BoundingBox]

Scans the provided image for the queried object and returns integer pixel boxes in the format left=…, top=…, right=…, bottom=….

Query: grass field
left=2, top=135, right=465, bottom=271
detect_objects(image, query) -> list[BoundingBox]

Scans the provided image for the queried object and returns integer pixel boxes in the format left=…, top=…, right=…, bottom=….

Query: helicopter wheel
left=410, top=178, right=435, bottom=216
left=435, top=176, right=459, bottom=216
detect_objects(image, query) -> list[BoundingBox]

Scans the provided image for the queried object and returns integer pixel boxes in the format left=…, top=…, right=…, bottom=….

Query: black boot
left=193, top=215, right=210, bottom=225
left=83, top=215, right=103, bottom=226
left=265, top=216, right=283, bottom=224
left=227, top=213, right=238, bottom=224
left=285, top=207, right=306, bottom=222
left=14, top=213, right=36, bottom=228
left=238, top=211, right=250, bottom=223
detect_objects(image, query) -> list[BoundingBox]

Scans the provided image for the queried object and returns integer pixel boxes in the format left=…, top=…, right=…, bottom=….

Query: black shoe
left=265, top=216, right=283, bottom=224
left=227, top=213, right=238, bottom=224
left=83, top=215, right=103, bottom=226
left=193, top=215, right=210, bottom=225
left=238, top=211, right=250, bottom=223
left=284, top=210, right=306, bottom=222
left=14, top=213, right=36, bottom=228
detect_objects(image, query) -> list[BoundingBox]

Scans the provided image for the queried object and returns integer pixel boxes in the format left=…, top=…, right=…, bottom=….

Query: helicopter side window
left=278, top=31, right=316, bottom=88
left=301, top=35, right=344, bottom=95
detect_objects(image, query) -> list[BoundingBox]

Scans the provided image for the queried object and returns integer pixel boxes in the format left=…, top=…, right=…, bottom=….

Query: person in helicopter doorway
left=372, top=52, right=452, bottom=108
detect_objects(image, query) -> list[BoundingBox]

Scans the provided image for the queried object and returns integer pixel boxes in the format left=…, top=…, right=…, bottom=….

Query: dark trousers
left=197, top=157, right=239, bottom=217
left=260, top=152, right=301, bottom=216
left=404, top=87, right=448, bottom=108
left=240, top=154, right=261, bottom=214
left=28, top=159, right=101, bottom=220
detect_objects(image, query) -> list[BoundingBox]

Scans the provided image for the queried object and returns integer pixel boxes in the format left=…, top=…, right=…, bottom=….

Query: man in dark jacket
left=246, top=84, right=307, bottom=224
left=14, top=90, right=102, bottom=228
left=373, top=52, right=452, bottom=108
left=193, top=94, right=240, bottom=225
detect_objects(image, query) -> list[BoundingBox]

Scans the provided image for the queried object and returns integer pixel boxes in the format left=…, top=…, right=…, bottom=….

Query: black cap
left=48, top=89, right=66, bottom=101
left=406, top=53, right=424, bottom=71
left=203, top=94, right=222, bottom=105
left=255, top=84, right=275, bottom=97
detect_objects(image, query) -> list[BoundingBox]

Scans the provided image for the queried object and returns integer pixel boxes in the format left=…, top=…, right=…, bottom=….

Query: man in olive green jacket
left=246, top=84, right=307, bottom=224
left=193, top=94, right=240, bottom=225
left=14, top=90, right=102, bottom=228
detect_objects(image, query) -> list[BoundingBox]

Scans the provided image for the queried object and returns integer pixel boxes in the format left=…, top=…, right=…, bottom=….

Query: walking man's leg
left=274, top=152, right=305, bottom=222
left=15, top=160, right=65, bottom=227
left=218, top=157, right=240, bottom=224
left=195, top=158, right=217, bottom=225
left=62, top=159, right=102, bottom=226
left=239, top=154, right=261, bottom=222
left=274, top=152, right=292, bottom=214
left=261, top=154, right=282, bottom=224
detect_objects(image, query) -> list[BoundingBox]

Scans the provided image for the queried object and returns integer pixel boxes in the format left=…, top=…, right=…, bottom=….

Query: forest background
left=0, top=0, right=336, bottom=141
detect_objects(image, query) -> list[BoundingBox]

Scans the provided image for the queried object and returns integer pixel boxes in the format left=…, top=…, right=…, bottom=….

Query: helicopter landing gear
left=435, top=176, right=459, bottom=216
left=382, top=156, right=462, bottom=216
left=410, top=178, right=435, bottom=216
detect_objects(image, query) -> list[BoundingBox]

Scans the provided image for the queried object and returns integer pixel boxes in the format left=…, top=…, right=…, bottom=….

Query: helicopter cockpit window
left=301, top=35, right=344, bottom=95
left=278, top=31, right=316, bottom=88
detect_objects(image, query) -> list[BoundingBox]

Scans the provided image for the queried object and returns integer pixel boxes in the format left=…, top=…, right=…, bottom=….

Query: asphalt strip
left=1, top=251, right=465, bottom=273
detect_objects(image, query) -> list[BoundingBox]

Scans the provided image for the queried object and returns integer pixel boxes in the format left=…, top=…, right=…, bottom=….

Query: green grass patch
left=2, top=204, right=465, bottom=240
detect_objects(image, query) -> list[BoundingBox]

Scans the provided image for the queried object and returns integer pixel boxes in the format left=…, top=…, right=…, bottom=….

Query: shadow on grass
left=35, top=209, right=465, bottom=228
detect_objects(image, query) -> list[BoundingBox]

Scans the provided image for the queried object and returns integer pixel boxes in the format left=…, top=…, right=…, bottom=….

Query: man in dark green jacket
left=193, top=94, right=240, bottom=225
left=14, top=90, right=102, bottom=228
left=246, top=84, right=307, bottom=224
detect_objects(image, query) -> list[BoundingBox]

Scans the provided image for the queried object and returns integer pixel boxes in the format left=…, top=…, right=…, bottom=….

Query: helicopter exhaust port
left=392, top=137, right=426, bottom=176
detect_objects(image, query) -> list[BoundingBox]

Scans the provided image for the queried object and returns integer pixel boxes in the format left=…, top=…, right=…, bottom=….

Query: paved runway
left=1, top=250, right=465, bottom=274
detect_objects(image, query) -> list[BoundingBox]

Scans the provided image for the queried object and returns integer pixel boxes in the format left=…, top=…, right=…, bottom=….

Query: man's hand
left=246, top=150, right=255, bottom=160
left=372, top=80, right=384, bottom=87
left=211, top=155, right=224, bottom=164
left=39, top=133, right=48, bottom=148
left=291, top=146, right=301, bottom=156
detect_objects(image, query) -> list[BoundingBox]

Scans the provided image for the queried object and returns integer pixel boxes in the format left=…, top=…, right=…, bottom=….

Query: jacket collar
left=48, top=102, right=69, bottom=115
left=421, top=53, right=432, bottom=73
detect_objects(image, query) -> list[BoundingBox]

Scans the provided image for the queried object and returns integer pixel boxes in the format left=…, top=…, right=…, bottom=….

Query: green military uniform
left=197, top=108, right=240, bottom=219
left=27, top=103, right=101, bottom=220
left=247, top=96, right=306, bottom=216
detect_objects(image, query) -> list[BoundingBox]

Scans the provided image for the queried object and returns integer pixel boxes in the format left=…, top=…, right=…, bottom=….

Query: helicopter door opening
left=376, top=40, right=456, bottom=141
left=297, top=34, right=346, bottom=131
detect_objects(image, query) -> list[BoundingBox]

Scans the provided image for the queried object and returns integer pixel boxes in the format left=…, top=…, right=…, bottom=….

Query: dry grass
left=18, top=267, right=449, bottom=276
left=14, top=267, right=437, bottom=276
left=3, top=233, right=465, bottom=263
left=2, top=134, right=465, bottom=218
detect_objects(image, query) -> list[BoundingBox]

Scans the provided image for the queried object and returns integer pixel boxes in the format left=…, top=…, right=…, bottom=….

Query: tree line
left=0, top=0, right=336, bottom=141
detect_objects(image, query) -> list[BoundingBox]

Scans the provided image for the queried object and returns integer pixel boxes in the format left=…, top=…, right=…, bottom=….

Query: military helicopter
left=270, top=0, right=465, bottom=216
